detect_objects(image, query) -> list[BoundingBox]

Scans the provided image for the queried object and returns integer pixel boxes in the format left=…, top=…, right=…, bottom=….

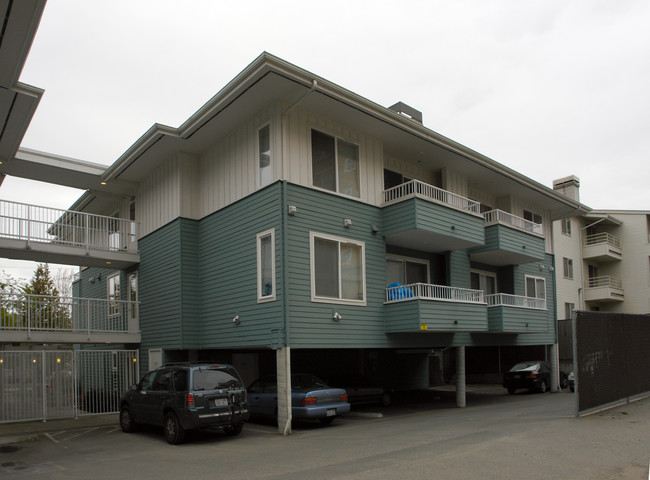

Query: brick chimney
left=553, top=175, right=580, bottom=202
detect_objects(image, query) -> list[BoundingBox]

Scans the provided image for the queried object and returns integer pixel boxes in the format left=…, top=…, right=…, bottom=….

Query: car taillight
left=185, top=393, right=195, bottom=408
left=340, top=394, right=348, bottom=402
left=301, top=397, right=317, bottom=406
left=528, top=373, right=537, bottom=378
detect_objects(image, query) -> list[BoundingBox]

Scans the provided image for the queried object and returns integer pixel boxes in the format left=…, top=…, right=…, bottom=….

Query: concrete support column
left=276, top=347, right=292, bottom=435
left=456, top=346, right=466, bottom=408
left=550, top=343, right=559, bottom=392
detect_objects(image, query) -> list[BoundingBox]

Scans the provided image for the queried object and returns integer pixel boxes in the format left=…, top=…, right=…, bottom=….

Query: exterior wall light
left=344, top=219, right=352, bottom=228
left=332, top=312, right=342, bottom=321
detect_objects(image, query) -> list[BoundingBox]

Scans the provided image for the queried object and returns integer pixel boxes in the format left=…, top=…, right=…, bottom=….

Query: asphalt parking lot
left=1, top=386, right=649, bottom=479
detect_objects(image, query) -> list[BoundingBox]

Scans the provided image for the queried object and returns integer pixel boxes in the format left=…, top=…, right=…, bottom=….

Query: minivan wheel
left=164, top=412, right=186, bottom=445
left=119, top=406, right=137, bottom=433
left=224, top=422, right=243, bottom=436
left=539, top=380, right=548, bottom=393
left=507, top=386, right=516, bottom=395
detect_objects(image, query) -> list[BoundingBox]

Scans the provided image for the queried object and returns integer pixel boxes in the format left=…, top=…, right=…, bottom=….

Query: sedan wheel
left=119, top=406, right=137, bottom=433
left=164, top=412, right=186, bottom=445
left=539, top=380, right=548, bottom=393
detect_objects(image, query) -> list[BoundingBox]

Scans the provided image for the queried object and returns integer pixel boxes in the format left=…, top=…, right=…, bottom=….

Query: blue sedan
left=248, top=374, right=350, bottom=425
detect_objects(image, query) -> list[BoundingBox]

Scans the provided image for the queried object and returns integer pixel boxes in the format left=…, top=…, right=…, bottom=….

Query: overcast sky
left=2, top=0, right=649, bottom=280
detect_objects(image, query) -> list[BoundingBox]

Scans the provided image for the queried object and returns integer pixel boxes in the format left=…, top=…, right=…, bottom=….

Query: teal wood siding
left=385, top=301, right=487, bottom=332
left=487, top=306, right=548, bottom=333
left=448, top=250, right=471, bottom=288
left=75, top=266, right=122, bottom=300
left=285, top=184, right=386, bottom=348
left=138, top=219, right=185, bottom=350
left=199, top=183, right=283, bottom=348
left=383, top=198, right=484, bottom=248
left=469, top=224, right=545, bottom=265
left=180, top=219, right=201, bottom=348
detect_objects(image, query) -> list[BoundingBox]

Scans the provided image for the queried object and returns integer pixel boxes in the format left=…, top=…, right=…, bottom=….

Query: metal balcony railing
left=0, top=293, right=139, bottom=336
left=588, top=276, right=623, bottom=290
left=0, top=199, right=138, bottom=253
left=386, top=283, right=485, bottom=303
left=483, top=209, right=543, bottom=236
left=583, top=232, right=621, bottom=249
left=383, top=180, right=481, bottom=214
left=485, top=293, right=546, bottom=310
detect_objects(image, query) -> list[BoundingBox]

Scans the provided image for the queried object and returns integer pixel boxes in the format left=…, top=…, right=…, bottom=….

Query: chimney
left=553, top=175, right=580, bottom=202
left=388, top=102, right=422, bottom=124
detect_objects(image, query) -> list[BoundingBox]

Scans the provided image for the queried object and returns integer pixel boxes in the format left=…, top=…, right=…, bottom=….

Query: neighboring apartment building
left=552, top=176, right=650, bottom=320
left=1, top=29, right=586, bottom=426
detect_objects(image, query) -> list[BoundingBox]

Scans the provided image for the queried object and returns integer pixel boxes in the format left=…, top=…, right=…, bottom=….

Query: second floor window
left=310, top=232, right=365, bottom=304
left=563, top=258, right=574, bottom=279
left=525, top=275, right=546, bottom=300
left=108, top=274, right=120, bottom=317
left=257, top=229, right=275, bottom=302
left=565, top=302, right=575, bottom=320
left=561, top=218, right=571, bottom=236
left=311, top=129, right=360, bottom=198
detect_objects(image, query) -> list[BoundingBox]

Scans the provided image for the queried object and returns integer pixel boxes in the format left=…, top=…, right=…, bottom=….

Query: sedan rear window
left=192, top=368, right=242, bottom=390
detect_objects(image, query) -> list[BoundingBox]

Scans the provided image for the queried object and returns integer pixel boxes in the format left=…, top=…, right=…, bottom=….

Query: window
left=128, top=272, right=138, bottom=320
left=386, top=256, right=429, bottom=285
left=310, top=232, right=365, bottom=304
left=525, top=275, right=546, bottom=300
left=564, top=303, right=575, bottom=320
left=258, top=124, right=271, bottom=187
left=311, top=129, right=360, bottom=197
left=471, top=270, right=497, bottom=295
left=523, top=209, right=542, bottom=225
left=561, top=218, right=571, bottom=236
left=108, top=274, right=120, bottom=316
left=563, top=258, right=574, bottom=279
left=257, top=229, right=275, bottom=302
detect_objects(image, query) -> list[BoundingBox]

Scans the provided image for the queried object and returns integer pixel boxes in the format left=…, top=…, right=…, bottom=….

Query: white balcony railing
left=0, top=199, right=138, bottom=253
left=0, top=293, right=139, bottom=336
left=386, top=283, right=485, bottom=304
left=485, top=293, right=546, bottom=310
left=583, top=232, right=621, bottom=249
left=483, top=209, right=543, bottom=236
left=383, top=180, right=481, bottom=214
left=588, top=276, right=623, bottom=290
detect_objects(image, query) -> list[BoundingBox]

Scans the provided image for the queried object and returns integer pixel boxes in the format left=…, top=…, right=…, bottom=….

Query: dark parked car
left=568, top=371, right=575, bottom=392
left=119, top=363, right=248, bottom=444
left=248, top=373, right=350, bottom=425
left=503, top=360, right=554, bottom=394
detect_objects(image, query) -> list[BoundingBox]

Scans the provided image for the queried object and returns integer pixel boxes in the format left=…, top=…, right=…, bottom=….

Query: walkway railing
left=583, top=232, right=621, bottom=249
left=0, top=293, right=139, bottom=336
left=588, top=276, right=623, bottom=290
left=383, top=180, right=481, bottom=214
left=485, top=293, right=546, bottom=310
left=483, top=209, right=543, bottom=235
left=0, top=199, right=138, bottom=253
left=386, top=283, right=485, bottom=303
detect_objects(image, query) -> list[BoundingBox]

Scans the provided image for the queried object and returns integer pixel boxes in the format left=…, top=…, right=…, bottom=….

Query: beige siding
left=553, top=217, right=583, bottom=319
left=616, top=213, right=650, bottom=314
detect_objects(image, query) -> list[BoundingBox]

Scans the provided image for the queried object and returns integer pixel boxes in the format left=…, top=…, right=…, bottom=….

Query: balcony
left=469, top=210, right=545, bottom=266
left=485, top=293, right=548, bottom=333
left=0, top=200, right=139, bottom=269
left=382, top=180, right=485, bottom=253
left=584, top=276, right=624, bottom=303
left=384, top=283, right=487, bottom=332
left=582, top=233, right=622, bottom=262
left=0, top=293, right=140, bottom=344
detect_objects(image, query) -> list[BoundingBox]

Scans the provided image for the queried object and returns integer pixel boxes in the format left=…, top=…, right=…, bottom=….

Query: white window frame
left=309, top=127, right=361, bottom=199
left=257, top=123, right=272, bottom=189
left=561, top=218, right=572, bottom=236
left=128, top=272, right=138, bottom=321
left=310, top=231, right=366, bottom=306
left=470, top=268, right=498, bottom=295
left=386, top=254, right=430, bottom=284
left=523, top=209, right=543, bottom=225
left=107, top=273, right=121, bottom=317
left=564, top=302, right=575, bottom=320
left=257, top=228, right=276, bottom=303
left=525, top=274, right=546, bottom=300
left=563, top=257, right=574, bottom=279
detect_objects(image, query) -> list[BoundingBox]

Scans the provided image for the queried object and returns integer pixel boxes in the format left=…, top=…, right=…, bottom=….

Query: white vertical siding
left=552, top=217, right=584, bottom=319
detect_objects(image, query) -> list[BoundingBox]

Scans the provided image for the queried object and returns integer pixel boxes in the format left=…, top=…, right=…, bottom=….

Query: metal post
left=456, top=346, right=466, bottom=408
left=550, top=343, right=559, bottom=392
left=42, top=351, right=47, bottom=422
left=276, top=347, right=292, bottom=435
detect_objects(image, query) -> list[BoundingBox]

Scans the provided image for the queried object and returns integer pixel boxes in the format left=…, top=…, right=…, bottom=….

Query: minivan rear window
left=192, top=368, right=242, bottom=390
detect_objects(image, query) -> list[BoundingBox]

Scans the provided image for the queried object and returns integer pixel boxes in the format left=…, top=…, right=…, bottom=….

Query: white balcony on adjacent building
left=0, top=293, right=140, bottom=344
left=582, top=232, right=622, bottom=262
left=0, top=200, right=139, bottom=269
left=584, top=276, right=624, bottom=303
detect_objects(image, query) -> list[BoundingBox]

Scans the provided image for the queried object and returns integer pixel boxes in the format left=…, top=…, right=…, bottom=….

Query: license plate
left=212, top=398, right=229, bottom=407
left=326, top=409, right=336, bottom=417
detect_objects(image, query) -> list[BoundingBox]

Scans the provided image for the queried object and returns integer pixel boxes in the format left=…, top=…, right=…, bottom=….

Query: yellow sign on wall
left=420, top=323, right=428, bottom=331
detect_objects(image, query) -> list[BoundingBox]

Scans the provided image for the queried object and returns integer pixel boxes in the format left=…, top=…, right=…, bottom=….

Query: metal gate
left=0, top=350, right=139, bottom=423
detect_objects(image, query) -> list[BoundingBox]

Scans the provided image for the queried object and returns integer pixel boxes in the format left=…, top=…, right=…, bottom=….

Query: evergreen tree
left=21, top=264, right=71, bottom=329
